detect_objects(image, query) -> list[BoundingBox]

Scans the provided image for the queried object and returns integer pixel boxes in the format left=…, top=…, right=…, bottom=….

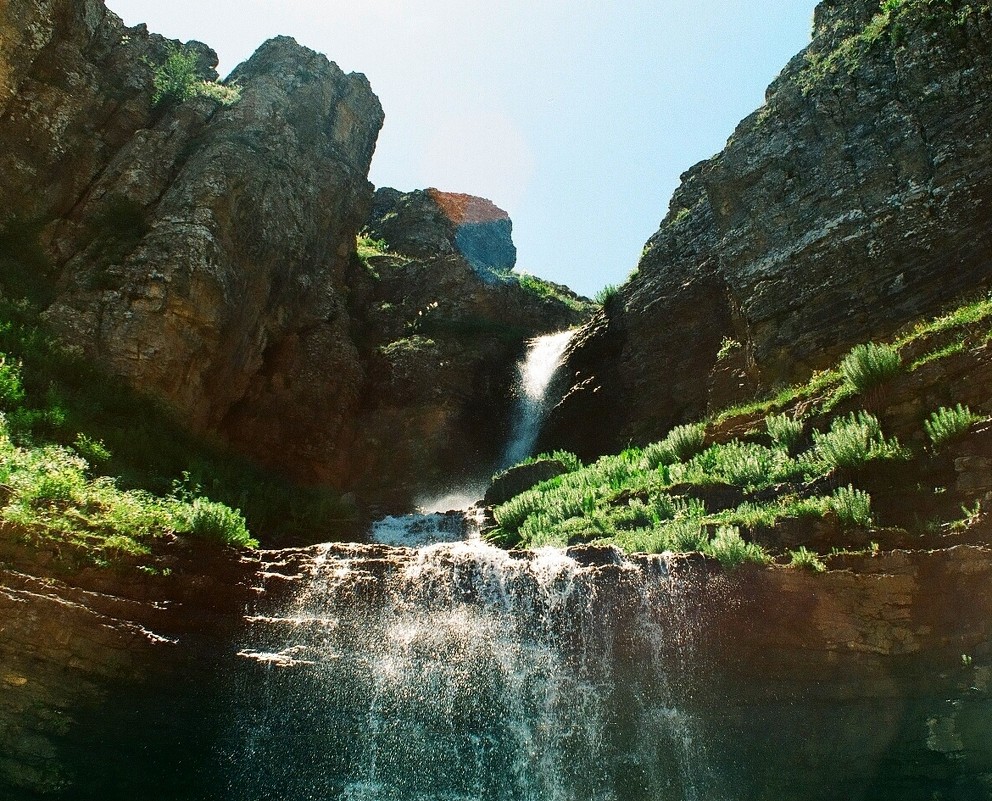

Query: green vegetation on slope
left=0, top=231, right=359, bottom=557
left=489, top=291, right=992, bottom=567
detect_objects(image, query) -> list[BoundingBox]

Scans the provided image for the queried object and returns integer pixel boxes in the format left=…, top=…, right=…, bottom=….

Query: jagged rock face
left=548, top=0, right=992, bottom=456
left=367, top=187, right=517, bottom=280
left=0, top=0, right=583, bottom=508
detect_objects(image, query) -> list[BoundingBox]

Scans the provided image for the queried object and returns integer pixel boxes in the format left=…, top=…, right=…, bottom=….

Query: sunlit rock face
left=0, top=0, right=587, bottom=507
left=549, top=0, right=992, bottom=457
left=366, top=187, right=517, bottom=281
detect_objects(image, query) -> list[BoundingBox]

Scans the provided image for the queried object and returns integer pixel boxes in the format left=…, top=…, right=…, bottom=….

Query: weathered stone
left=0, top=0, right=588, bottom=510
left=549, top=0, right=992, bottom=456
left=367, top=187, right=517, bottom=281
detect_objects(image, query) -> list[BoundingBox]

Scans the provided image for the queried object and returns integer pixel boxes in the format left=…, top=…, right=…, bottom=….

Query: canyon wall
left=0, top=0, right=584, bottom=508
left=548, top=0, right=992, bottom=457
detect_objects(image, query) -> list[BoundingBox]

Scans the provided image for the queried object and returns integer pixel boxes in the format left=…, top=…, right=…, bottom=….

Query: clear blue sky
left=107, top=1, right=818, bottom=297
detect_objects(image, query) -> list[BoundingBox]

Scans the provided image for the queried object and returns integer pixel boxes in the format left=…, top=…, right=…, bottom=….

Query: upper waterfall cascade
left=370, top=330, right=575, bottom=548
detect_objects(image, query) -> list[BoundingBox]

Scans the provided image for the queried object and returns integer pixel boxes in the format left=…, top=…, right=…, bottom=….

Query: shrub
left=925, top=404, right=982, bottom=449
left=642, top=422, right=707, bottom=469
left=703, top=525, right=769, bottom=568
left=840, top=342, right=902, bottom=394
left=595, top=284, right=619, bottom=306
left=788, top=546, right=826, bottom=572
left=765, top=413, right=805, bottom=451
left=183, top=498, right=256, bottom=548
left=802, top=411, right=904, bottom=474
left=716, top=337, right=742, bottom=361
left=0, top=355, right=25, bottom=409
left=668, top=440, right=801, bottom=491
left=828, top=484, right=873, bottom=528
left=152, top=44, right=202, bottom=106
left=151, top=44, right=238, bottom=108
left=73, top=433, right=111, bottom=464
left=356, top=230, right=388, bottom=260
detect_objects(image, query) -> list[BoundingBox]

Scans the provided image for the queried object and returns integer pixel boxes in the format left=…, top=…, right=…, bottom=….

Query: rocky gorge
left=2, top=0, right=992, bottom=799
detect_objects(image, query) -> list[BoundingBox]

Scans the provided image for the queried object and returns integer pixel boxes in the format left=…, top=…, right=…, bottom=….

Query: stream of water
left=229, top=331, right=727, bottom=800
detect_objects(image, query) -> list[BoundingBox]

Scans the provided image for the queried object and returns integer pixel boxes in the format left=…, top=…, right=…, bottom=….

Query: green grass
left=839, top=342, right=902, bottom=394
left=765, top=413, right=805, bottom=452
left=514, top=273, right=593, bottom=313
left=151, top=43, right=240, bottom=107
left=0, top=293, right=356, bottom=550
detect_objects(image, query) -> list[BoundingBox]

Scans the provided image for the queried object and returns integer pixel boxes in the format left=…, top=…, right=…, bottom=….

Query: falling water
left=500, top=330, right=574, bottom=468
left=229, top=543, right=730, bottom=801
left=368, top=329, right=574, bottom=549
left=226, top=326, right=728, bottom=800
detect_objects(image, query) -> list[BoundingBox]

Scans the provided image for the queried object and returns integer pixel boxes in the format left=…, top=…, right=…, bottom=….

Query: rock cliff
left=548, top=0, right=992, bottom=457
left=0, top=0, right=586, bottom=510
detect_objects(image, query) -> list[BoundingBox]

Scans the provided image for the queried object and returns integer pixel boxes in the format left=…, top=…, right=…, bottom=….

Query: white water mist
left=501, top=330, right=574, bottom=467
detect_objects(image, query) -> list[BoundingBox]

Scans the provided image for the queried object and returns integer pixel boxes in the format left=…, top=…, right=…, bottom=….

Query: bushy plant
left=152, top=44, right=201, bottom=106
left=669, top=440, right=801, bottom=491
left=642, top=422, right=707, bottom=469
left=840, top=342, right=902, bottom=394
left=594, top=284, right=619, bottom=306
left=828, top=484, right=873, bottom=528
left=788, top=546, right=826, bottom=572
left=703, top=525, right=769, bottom=568
left=182, top=498, right=256, bottom=548
left=151, top=44, right=239, bottom=108
left=356, top=230, right=388, bottom=260
left=0, top=355, right=25, bottom=409
left=765, top=412, right=805, bottom=451
left=925, top=404, right=982, bottom=449
left=801, top=411, right=904, bottom=474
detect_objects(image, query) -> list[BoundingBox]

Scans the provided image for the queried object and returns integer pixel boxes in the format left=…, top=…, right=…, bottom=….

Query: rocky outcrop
left=548, top=0, right=992, bottom=457
left=366, top=187, right=517, bottom=280
left=0, top=526, right=255, bottom=797
left=0, top=0, right=586, bottom=511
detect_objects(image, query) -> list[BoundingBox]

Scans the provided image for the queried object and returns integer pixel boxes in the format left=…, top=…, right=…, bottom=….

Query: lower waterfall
left=227, top=329, right=728, bottom=800
left=231, top=543, right=730, bottom=801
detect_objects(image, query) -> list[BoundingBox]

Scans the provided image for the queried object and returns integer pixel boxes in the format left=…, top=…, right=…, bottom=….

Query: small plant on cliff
left=925, top=404, right=983, bottom=449
left=594, top=284, right=619, bottom=307
left=151, top=44, right=240, bottom=108
left=765, top=412, right=805, bottom=452
left=181, top=497, right=255, bottom=547
left=152, top=44, right=202, bottom=106
left=801, top=411, right=905, bottom=474
left=716, top=337, right=742, bottom=361
left=788, top=546, right=826, bottom=572
left=881, top=0, right=905, bottom=12
left=703, top=525, right=769, bottom=568
left=356, top=230, right=388, bottom=261
left=840, top=342, right=902, bottom=395
left=642, top=422, right=707, bottom=469
left=828, top=484, right=873, bottom=528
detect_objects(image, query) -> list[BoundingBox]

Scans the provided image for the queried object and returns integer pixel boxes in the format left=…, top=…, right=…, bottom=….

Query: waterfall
left=226, top=326, right=728, bottom=800
left=500, top=330, right=574, bottom=468
left=230, top=543, right=730, bottom=801
left=369, top=329, right=574, bottom=548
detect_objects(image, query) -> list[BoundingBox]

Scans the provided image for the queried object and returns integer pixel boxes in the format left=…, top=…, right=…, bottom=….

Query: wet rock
left=485, top=458, right=571, bottom=507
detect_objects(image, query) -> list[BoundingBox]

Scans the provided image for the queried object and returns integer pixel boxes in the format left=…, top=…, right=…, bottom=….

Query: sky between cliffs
left=107, top=0, right=818, bottom=298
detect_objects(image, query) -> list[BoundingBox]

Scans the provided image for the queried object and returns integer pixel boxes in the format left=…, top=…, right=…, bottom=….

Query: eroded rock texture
left=367, top=187, right=518, bottom=281
left=549, top=0, right=992, bottom=457
left=0, top=0, right=583, bottom=507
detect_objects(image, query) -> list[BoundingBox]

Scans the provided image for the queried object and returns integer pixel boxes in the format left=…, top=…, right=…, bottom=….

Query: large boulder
left=367, top=187, right=517, bottom=281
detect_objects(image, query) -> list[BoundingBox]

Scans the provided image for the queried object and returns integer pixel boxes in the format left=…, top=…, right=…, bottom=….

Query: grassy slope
left=488, top=292, right=992, bottom=569
left=0, top=231, right=359, bottom=567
